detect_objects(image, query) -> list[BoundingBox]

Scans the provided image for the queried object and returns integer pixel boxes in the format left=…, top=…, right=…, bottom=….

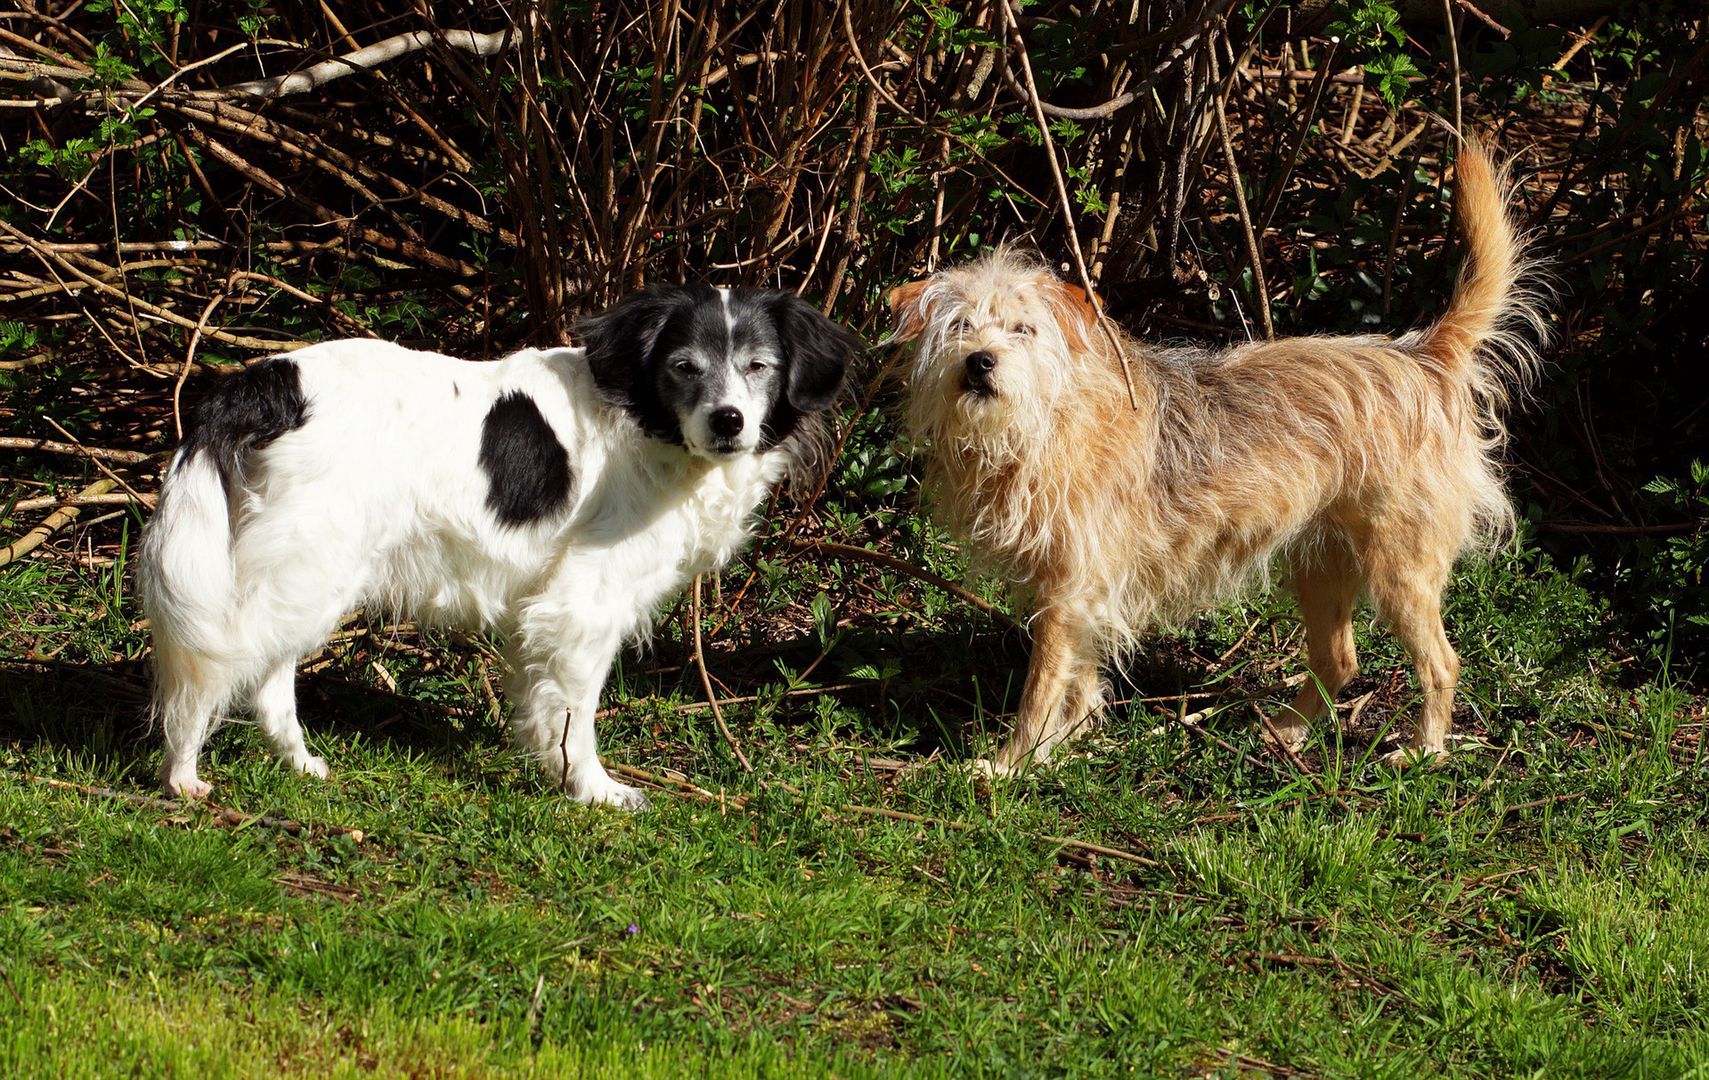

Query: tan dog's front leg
left=987, top=608, right=1084, bottom=772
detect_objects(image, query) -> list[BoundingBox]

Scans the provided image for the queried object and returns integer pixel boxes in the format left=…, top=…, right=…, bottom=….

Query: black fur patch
left=576, top=285, right=698, bottom=444
left=478, top=392, right=574, bottom=526
left=760, top=291, right=859, bottom=447
left=179, top=356, right=310, bottom=493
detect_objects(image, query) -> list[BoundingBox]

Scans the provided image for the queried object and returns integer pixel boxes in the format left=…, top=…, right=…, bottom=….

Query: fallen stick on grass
left=16, top=774, right=366, bottom=843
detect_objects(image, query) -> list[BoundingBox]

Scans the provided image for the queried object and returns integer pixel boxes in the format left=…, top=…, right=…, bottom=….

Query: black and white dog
left=140, top=285, right=856, bottom=809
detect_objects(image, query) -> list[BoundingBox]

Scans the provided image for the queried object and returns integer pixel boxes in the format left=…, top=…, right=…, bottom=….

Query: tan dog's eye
left=1013, top=324, right=1036, bottom=337
left=953, top=316, right=975, bottom=337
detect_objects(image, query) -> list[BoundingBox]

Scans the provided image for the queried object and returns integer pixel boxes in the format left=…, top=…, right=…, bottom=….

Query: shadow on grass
left=2, top=612, right=1391, bottom=784
left=714, top=616, right=1243, bottom=761
left=0, top=657, right=495, bottom=779
left=0, top=660, right=153, bottom=783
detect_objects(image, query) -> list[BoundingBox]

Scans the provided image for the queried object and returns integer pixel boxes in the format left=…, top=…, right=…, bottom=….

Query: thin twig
left=597, top=683, right=864, bottom=721
left=130, top=40, right=255, bottom=109
left=1237, top=950, right=1409, bottom=1003
left=1540, top=520, right=1697, bottom=536
left=691, top=575, right=753, bottom=772
left=1380, top=146, right=1423, bottom=320
left=1208, top=44, right=1272, bottom=339
left=1172, top=698, right=1279, bottom=774
left=839, top=1, right=917, bottom=122
left=4, top=492, right=145, bottom=514
left=1256, top=708, right=1320, bottom=776
left=1442, top=0, right=1463, bottom=137
left=41, top=417, right=154, bottom=507
left=173, top=290, right=227, bottom=441
left=994, top=0, right=1235, bottom=121
left=1255, top=37, right=1340, bottom=235
left=1452, top=0, right=1511, bottom=39
left=996, top=0, right=1141, bottom=407
left=1544, top=16, right=1606, bottom=84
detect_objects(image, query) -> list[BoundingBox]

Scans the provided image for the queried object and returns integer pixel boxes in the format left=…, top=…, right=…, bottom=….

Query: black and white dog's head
left=577, top=285, right=858, bottom=459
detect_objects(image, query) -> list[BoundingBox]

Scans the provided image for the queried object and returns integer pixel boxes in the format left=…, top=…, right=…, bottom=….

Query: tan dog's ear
left=1052, top=278, right=1101, bottom=351
left=888, top=279, right=933, bottom=342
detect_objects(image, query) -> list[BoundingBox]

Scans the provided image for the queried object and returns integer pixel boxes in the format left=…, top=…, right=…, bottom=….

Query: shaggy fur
left=140, top=286, right=855, bottom=808
left=890, top=141, right=1549, bottom=770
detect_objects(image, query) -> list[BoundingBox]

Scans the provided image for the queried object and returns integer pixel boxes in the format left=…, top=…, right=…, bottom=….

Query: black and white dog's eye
left=747, top=360, right=769, bottom=374
left=674, top=360, right=698, bottom=375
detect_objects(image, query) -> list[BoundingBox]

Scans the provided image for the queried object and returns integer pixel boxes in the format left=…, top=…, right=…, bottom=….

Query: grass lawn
left=2, top=503, right=1706, bottom=1077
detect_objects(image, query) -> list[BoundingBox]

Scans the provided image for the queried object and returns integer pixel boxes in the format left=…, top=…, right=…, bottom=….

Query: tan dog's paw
left=1379, top=744, right=1450, bottom=769
left=1260, top=717, right=1311, bottom=755
left=968, top=757, right=1020, bottom=781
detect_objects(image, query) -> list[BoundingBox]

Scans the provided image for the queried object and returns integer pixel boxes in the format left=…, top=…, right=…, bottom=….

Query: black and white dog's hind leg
left=145, top=360, right=347, bottom=797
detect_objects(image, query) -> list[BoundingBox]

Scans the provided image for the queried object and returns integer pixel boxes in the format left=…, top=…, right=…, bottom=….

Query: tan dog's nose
left=963, top=350, right=997, bottom=396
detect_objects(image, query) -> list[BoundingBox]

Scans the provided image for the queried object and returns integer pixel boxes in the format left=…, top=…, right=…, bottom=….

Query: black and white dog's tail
left=140, top=449, right=237, bottom=664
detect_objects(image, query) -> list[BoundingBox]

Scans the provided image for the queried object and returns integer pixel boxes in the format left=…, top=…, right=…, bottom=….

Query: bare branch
left=218, top=28, right=518, bottom=99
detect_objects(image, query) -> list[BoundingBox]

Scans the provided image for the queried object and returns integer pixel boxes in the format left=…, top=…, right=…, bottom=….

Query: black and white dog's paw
left=572, top=771, right=652, bottom=812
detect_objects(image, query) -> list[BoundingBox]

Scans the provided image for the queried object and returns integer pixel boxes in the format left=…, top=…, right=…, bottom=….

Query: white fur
left=140, top=339, right=792, bottom=808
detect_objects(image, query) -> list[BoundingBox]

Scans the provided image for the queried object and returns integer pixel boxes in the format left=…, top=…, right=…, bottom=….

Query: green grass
left=2, top=511, right=1706, bottom=1077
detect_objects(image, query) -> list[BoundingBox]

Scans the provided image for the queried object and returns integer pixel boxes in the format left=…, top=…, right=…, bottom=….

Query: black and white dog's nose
left=964, top=351, right=997, bottom=376
left=709, top=406, right=745, bottom=438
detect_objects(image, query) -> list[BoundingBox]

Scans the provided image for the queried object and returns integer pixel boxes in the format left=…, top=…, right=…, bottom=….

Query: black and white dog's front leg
left=503, top=629, right=649, bottom=811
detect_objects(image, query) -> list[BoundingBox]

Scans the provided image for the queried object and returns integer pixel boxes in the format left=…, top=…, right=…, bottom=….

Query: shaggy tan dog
left=889, top=141, right=1548, bottom=772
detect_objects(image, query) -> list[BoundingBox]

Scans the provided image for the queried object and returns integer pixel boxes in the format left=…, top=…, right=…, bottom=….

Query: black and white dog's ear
left=575, top=286, right=686, bottom=407
left=772, top=293, right=859, bottom=413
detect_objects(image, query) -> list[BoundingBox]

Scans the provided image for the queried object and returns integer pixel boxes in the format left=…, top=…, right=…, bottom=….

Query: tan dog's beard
left=909, top=349, right=1066, bottom=465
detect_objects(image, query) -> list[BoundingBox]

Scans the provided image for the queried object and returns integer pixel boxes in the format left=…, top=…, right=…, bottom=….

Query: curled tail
left=1413, top=139, right=1553, bottom=552
left=1415, top=138, right=1552, bottom=407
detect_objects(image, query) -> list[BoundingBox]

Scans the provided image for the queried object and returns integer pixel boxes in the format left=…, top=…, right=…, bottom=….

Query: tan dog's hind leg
left=985, top=608, right=1088, bottom=773
left=1362, top=540, right=1460, bottom=765
left=1056, top=660, right=1107, bottom=748
left=1267, top=543, right=1361, bottom=753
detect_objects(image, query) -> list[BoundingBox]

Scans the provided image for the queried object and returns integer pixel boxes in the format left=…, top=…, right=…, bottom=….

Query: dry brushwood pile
left=2, top=2, right=1705, bottom=677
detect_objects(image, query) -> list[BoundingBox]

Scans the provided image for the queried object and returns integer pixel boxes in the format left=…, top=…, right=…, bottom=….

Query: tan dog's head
left=889, top=248, right=1100, bottom=459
